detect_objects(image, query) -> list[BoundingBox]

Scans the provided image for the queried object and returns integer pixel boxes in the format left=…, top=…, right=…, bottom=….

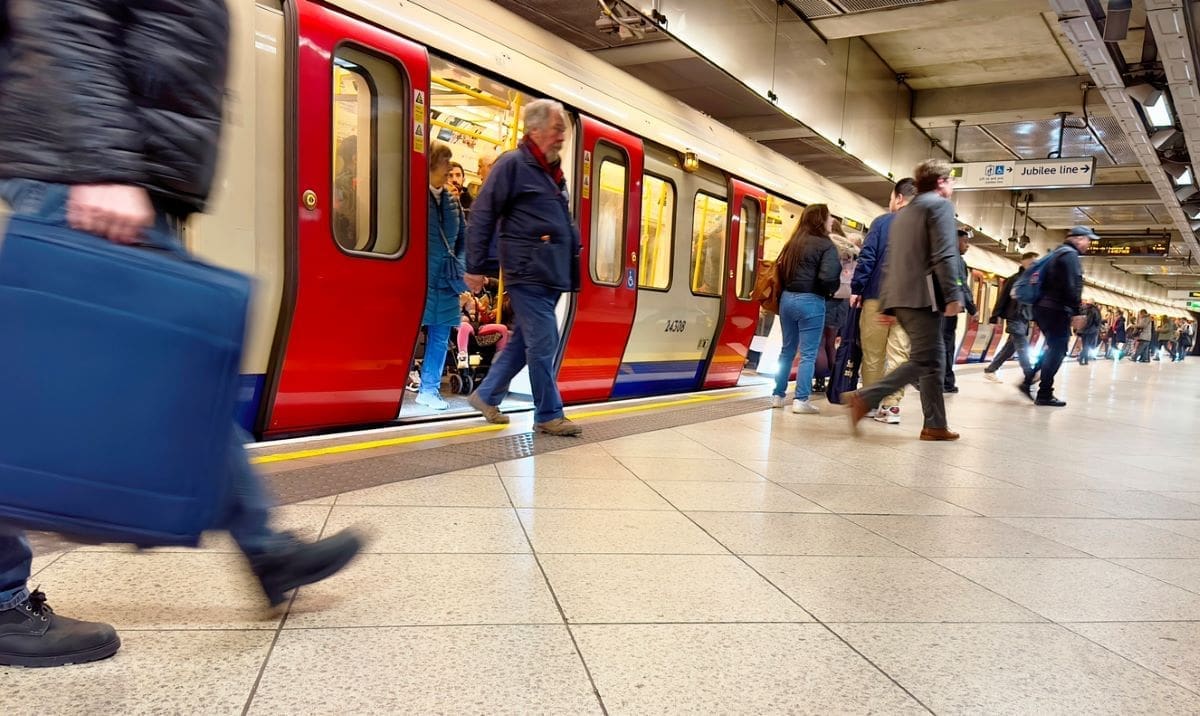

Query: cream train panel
left=611, top=153, right=724, bottom=399
left=188, top=1, right=287, bottom=377
left=336, top=0, right=883, bottom=224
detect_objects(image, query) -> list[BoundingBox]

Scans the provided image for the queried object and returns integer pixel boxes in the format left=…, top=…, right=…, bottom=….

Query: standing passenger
left=813, top=219, right=857, bottom=393
left=418, top=142, right=468, bottom=410
left=463, top=100, right=582, bottom=436
left=850, top=178, right=916, bottom=425
left=769, top=204, right=841, bottom=414
left=847, top=160, right=966, bottom=441
left=0, top=0, right=361, bottom=668
left=941, top=230, right=977, bottom=393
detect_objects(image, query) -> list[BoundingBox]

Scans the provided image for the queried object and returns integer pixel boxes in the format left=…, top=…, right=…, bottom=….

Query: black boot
left=0, top=590, right=120, bottom=667
left=248, top=530, right=363, bottom=606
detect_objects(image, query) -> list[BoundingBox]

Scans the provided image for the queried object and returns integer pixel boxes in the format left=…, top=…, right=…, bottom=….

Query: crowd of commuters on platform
left=765, top=157, right=1196, bottom=440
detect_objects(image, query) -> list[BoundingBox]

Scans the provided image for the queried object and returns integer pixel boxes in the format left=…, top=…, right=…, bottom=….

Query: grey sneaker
left=468, top=393, right=509, bottom=424
left=535, top=417, right=582, bottom=436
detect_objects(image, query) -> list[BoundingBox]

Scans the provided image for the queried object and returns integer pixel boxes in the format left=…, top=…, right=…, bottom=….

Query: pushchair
left=447, top=285, right=510, bottom=395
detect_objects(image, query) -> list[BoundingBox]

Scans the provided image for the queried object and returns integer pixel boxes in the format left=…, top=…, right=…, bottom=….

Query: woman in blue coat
left=418, top=142, right=468, bottom=409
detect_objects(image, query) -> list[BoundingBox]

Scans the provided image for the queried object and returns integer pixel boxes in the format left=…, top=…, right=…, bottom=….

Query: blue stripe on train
left=610, top=360, right=705, bottom=399
left=235, top=374, right=265, bottom=433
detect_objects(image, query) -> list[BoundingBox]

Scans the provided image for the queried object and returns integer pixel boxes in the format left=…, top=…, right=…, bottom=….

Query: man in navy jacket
left=465, top=99, right=583, bottom=436
left=850, top=177, right=915, bottom=425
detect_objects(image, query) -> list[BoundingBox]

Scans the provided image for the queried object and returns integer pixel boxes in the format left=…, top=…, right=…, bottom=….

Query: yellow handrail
left=430, top=118, right=502, bottom=146
left=430, top=75, right=509, bottom=109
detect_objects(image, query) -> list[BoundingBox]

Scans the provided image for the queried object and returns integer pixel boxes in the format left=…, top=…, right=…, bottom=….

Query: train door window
left=591, top=156, right=627, bottom=286
left=331, top=46, right=406, bottom=256
left=690, top=193, right=727, bottom=296
left=427, top=56, right=548, bottom=213
left=764, top=195, right=803, bottom=262
left=735, top=198, right=761, bottom=299
left=638, top=174, right=674, bottom=289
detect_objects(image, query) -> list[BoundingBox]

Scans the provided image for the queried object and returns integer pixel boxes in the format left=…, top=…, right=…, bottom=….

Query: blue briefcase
left=0, top=216, right=251, bottom=546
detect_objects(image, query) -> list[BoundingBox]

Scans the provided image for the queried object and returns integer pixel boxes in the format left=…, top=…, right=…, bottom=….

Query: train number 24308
left=664, top=319, right=687, bottom=333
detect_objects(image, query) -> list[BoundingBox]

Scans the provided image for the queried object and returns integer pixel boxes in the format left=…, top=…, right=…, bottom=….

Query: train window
left=331, top=46, right=406, bottom=257
left=735, top=198, right=761, bottom=300
left=639, top=174, right=674, bottom=290
left=690, top=193, right=727, bottom=296
left=591, top=158, right=627, bottom=286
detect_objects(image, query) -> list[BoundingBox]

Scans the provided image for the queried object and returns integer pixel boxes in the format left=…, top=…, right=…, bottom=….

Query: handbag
left=434, top=191, right=467, bottom=292
left=0, top=216, right=251, bottom=546
left=751, top=259, right=782, bottom=314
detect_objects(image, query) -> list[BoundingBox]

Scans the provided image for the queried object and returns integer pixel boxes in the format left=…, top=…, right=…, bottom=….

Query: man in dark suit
left=848, top=159, right=967, bottom=441
left=942, top=229, right=978, bottom=392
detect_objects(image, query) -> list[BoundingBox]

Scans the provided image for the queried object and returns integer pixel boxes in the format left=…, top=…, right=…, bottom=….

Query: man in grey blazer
left=848, top=159, right=966, bottom=441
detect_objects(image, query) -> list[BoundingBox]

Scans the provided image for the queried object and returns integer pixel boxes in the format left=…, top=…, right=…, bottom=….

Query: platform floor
left=5, top=358, right=1200, bottom=713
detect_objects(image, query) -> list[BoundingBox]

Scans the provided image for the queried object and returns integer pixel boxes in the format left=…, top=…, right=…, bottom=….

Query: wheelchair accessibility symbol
left=626, top=269, right=635, bottom=289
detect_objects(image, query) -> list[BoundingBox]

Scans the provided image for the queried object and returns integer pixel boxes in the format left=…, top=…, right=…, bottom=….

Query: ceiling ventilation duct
left=1049, top=0, right=1200, bottom=259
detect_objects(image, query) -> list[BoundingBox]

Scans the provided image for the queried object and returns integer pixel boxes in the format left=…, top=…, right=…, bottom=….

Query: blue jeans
left=773, top=292, right=825, bottom=401
left=420, top=324, right=452, bottom=396
left=474, top=283, right=564, bottom=423
left=0, top=179, right=282, bottom=610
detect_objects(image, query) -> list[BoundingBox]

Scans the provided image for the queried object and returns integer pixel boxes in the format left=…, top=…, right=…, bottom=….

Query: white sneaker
left=873, top=406, right=901, bottom=424
left=770, top=395, right=785, bottom=409
left=983, top=371, right=1000, bottom=383
left=792, top=399, right=820, bottom=414
left=415, top=392, right=450, bottom=411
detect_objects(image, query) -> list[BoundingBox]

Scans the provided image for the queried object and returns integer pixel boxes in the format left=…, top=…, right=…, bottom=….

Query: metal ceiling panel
left=1087, top=115, right=1138, bottom=166
left=928, top=125, right=1016, bottom=162
left=789, top=0, right=841, bottom=18
left=1148, top=204, right=1177, bottom=223
left=1027, top=206, right=1095, bottom=226
left=981, top=119, right=1132, bottom=167
left=1078, top=205, right=1158, bottom=223
left=834, top=0, right=933, bottom=11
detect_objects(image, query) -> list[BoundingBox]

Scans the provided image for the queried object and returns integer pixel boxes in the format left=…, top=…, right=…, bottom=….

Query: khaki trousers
left=859, top=299, right=910, bottom=407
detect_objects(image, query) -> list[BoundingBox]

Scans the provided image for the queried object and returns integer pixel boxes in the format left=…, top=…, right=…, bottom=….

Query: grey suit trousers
left=858, top=308, right=948, bottom=429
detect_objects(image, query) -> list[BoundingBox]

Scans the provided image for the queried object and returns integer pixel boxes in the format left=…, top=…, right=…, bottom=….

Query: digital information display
left=1084, top=237, right=1170, bottom=257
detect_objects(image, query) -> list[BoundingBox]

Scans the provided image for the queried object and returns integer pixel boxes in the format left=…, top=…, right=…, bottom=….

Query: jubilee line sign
left=1167, top=290, right=1200, bottom=299
left=949, top=157, right=1096, bottom=190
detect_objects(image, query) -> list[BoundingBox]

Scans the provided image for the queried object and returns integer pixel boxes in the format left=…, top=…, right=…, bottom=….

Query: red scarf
left=522, top=134, right=565, bottom=189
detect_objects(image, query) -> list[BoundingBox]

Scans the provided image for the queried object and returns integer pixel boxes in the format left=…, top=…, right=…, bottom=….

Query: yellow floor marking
left=250, top=389, right=756, bottom=465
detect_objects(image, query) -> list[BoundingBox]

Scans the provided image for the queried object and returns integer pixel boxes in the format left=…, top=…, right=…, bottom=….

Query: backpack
left=1011, top=246, right=1071, bottom=305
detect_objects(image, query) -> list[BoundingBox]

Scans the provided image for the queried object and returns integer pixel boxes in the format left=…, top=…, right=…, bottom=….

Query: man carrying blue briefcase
left=0, top=0, right=361, bottom=668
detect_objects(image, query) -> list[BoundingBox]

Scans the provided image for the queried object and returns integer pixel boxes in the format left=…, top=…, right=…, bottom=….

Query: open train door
left=702, top=179, right=766, bottom=388
left=260, top=0, right=430, bottom=436
left=556, top=116, right=642, bottom=402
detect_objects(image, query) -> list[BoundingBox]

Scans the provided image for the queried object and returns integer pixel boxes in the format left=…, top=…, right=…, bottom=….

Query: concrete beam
left=809, top=0, right=1051, bottom=40
left=1026, top=184, right=1162, bottom=206
left=913, top=77, right=1100, bottom=128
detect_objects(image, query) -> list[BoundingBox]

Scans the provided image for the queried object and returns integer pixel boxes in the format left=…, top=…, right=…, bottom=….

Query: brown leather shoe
left=535, top=417, right=582, bottom=437
left=468, top=392, right=509, bottom=425
left=919, top=427, right=960, bottom=442
left=845, top=391, right=870, bottom=435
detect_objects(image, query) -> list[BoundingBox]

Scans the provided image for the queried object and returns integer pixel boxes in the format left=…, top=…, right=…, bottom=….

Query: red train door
left=262, top=0, right=429, bottom=435
left=703, top=179, right=766, bottom=388
left=557, top=116, right=642, bottom=402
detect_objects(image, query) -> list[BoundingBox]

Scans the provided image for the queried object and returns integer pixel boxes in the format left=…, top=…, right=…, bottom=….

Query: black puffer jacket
left=0, top=0, right=230, bottom=216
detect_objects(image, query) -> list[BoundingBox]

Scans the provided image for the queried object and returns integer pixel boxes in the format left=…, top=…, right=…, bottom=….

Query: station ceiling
left=494, top=0, right=1200, bottom=292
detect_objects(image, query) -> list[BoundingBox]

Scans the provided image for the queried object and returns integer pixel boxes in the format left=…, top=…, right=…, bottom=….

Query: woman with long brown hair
left=771, top=204, right=842, bottom=413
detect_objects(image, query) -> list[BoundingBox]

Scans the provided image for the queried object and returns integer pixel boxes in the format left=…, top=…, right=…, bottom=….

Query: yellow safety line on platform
left=249, top=390, right=753, bottom=465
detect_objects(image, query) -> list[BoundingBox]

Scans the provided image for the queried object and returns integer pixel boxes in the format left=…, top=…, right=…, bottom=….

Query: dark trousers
left=984, top=320, right=1032, bottom=375
left=1079, top=331, right=1098, bottom=365
left=941, top=315, right=958, bottom=389
left=860, top=308, right=947, bottom=429
left=1030, top=305, right=1071, bottom=399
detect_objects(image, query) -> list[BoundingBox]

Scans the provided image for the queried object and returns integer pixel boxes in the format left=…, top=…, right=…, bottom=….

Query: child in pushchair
left=447, top=282, right=510, bottom=395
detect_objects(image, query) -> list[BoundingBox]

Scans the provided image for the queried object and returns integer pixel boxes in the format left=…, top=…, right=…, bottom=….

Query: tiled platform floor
left=5, top=358, right=1200, bottom=713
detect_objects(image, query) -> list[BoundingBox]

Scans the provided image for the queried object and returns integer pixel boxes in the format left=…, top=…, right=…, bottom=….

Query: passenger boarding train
left=154, top=0, right=1016, bottom=438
